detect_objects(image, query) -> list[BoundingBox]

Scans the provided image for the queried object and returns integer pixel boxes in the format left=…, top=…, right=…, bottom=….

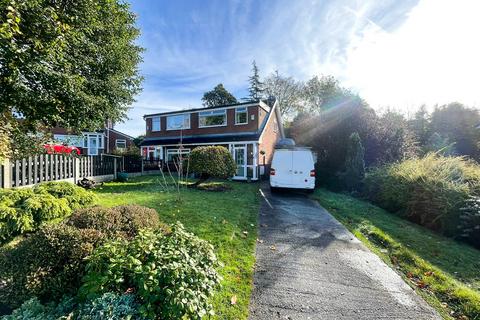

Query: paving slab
left=248, top=186, right=441, bottom=320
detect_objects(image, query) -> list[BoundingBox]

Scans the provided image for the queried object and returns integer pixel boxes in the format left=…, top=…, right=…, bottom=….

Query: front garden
left=0, top=176, right=259, bottom=319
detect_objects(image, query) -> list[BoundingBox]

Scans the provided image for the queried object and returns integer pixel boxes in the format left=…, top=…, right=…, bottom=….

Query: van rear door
left=291, top=151, right=314, bottom=186
left=271, top=150, right=292, bottom=186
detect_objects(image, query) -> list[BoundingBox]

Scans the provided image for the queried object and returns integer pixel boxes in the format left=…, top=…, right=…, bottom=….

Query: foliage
left=66, top=205, right=164, bottom=239
left=34, top=182, right=97, bottom=210
left=312, top=189, right=480, bottom=320
left=0, top=297, right=75, bottom=320
left=364, top=154, right=480, bottom=244
left=0, top=0, right=143, bottom=154
left=0, top=183, right=95, bottom=243
left=94, top=175, right=259, bottom=320
left=112, top=145, right=141, bottom=157
left=80, top=223, right=222, bottom=320
left=189, top=146, right=236, bottom=181
left=459, top=196, right=480, bottom=248
left=76, top=292, right=143, bottom=320
left=429, top=103, right=480, bottom=160
left=338, top=132, right=365, bottom=191
left=0, top=225, right=105, bottom=310
left=263, top=71, right=304, bottom=118
left=245, top=60, right=264, bottom=101
left=202, top=83, right=238, bottom=107
left=132, top=135, right=145, bottom=148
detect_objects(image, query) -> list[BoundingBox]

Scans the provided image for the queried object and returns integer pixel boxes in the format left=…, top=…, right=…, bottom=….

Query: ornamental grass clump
left=364, top=153, right=480, bottom=244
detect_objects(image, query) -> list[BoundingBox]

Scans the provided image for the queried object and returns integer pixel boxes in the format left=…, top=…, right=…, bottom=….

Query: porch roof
left=140, top=132, right=260, bottom=146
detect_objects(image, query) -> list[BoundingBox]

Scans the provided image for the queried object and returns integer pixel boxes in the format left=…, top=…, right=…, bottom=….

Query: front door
left=233, top=145, right=247, bottom=179
left=88, top=135, right=98, bottom=156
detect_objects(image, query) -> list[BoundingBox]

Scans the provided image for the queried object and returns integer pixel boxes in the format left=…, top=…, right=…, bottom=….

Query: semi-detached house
left=140, top=99, right=284, bottom=180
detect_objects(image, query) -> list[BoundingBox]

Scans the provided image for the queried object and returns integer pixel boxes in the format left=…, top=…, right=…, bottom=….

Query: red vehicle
left=43, top=144, right=80, bottom=155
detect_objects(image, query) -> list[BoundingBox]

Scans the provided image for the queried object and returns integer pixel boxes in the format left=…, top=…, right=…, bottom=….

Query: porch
left=141, top=142, right=263, bottom=181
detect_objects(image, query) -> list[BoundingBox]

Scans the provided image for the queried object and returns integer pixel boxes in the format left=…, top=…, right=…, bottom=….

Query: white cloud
left=344, top=0, right=480, bottom=111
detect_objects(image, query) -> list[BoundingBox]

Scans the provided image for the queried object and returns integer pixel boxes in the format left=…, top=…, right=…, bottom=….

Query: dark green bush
left=364, top=154, right=480, bottom=243
left=189, top=146, right=236, bottom=181
left=0, top=297, right=75, bottom=320
left=459, top=196, right=480, bottom=247
left=34, top=182, right=97, bottom=209
left=0, top=183, right=96, bottom=243
left=66, top=205, right=164, bottom=238
left=80, top=223, right=222, bottom=320
left=0, top=225, right=105, bottom=310
left=338, top=132, right=365, bottom=191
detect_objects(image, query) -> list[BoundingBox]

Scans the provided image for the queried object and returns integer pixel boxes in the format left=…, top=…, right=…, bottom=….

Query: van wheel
left=305, top=188, right=315, bottom=194
left=270, top=187, right=278, bottom=193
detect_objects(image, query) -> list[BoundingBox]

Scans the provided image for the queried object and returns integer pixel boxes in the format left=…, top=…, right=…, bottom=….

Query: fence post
left=3, top=159, right=11, bottom=188
left=113, top=157, right=117, bottom=180
left=141, top=158, right=144, bottom=175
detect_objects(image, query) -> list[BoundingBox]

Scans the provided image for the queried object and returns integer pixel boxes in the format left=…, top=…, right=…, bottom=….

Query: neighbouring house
left=50, top=122, right=134, bottom=156
left=140, top=99, right=284, bottom=180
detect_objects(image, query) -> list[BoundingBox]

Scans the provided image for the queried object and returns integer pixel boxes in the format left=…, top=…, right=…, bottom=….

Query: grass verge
left=94, top=175, right=259, bottom=320
left=311, top=188, right=480, bottom=320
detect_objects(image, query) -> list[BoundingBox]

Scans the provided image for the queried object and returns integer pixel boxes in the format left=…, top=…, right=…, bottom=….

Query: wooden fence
left=1, top=154, right=119, bottom=188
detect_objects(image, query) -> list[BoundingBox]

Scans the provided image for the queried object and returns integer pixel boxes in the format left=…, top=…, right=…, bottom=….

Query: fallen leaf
left=230, top=295, right=237, bottom=305
left=406, top=272, right=414, bottom=279
left=261, top=224, right=268, bottom=228
left=256, top=239, right=264, bottom=243
left=416, top=280, right=427, bottom=288
left=270, top=245, right=276, bottom=251
left=424, top=271, right=434, bottom=276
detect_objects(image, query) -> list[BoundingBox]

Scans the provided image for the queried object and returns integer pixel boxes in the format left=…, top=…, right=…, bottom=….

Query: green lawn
left=93, top=175, right=259, bottom=320
left=311, top=189, right=480, bottom=320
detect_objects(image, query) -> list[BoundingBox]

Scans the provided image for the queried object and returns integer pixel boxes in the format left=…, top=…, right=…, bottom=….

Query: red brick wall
left=107, top=130, right=133, bottom=153
left=259, top=110, right=282, bottom=166
left=145, top=105, right=262, bottom=137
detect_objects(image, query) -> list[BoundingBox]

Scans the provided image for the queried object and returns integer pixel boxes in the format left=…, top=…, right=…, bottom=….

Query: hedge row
left=0, top=182, right=96, bottom=243
left=364, top=154, right=480, bottom=247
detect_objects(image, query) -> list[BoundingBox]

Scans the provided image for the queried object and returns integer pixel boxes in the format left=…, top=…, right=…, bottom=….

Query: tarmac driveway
left=248, top=186, right=441, bottom=320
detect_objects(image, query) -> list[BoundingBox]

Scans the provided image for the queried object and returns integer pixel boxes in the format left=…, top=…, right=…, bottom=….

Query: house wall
left=145, top=105, right=262, bottom=137
left=107, top=130, right=134, bottom=153
left=259, top=111, right=282, bottom=167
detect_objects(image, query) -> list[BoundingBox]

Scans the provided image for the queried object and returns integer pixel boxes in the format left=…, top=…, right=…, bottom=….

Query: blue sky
left=117, top=0, right=480, bottom=137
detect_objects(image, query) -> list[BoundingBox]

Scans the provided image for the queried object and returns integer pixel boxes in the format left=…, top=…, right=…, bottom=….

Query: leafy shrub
left=34, top=182, right=96, bottom=209
left=66, top=205, right=165, bottom=239
left=0, top=225, right=105, bottom=310
left=189, top=146, right=236, bottom=181
left=0, top=183, right=96, bottom=243
left=364, top=154, right=480, bottom=242
left=80, top=223, right=222, bottom=319
left=76, top=292, right=143, bottom=320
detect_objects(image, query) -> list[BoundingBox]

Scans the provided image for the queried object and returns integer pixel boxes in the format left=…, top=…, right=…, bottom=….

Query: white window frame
left=152, top=116, right=161, bottom=132
left=116, top=139, right=127, bottom=149
left=199, top=109, right=227, bottom=128
left=235, top=107, right=248, bottom=125
left=166, top=114, right=191, bottom=130
left=166, top=148, right=191, bottom=161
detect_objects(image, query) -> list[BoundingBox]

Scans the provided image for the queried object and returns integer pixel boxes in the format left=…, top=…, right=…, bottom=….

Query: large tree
left=244, top=60, right=264, bottom=101
left=263, top=71, right=304, bottom=118
left=0, top=0, right=143, bottom=159
left=201, top=83, right=238, bottom=107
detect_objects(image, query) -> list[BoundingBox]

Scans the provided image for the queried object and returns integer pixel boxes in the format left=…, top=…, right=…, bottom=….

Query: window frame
left=235, top=107, right=248, bottom=125
left=198, top=109, right=227, bottom=128
left=115, top=139, right=127, bottom=149
left=152, top=116, right=161, bottom=132
left=166, top=114, right=191, bottom=131
left=166, top=148, right=191, bottom=162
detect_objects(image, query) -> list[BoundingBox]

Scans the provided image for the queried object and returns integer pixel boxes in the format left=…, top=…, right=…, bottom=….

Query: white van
left=269, top=146, right=316, bottom=192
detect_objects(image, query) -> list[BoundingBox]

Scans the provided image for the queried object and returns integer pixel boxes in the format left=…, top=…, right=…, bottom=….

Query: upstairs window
left=199, top=109, right=227, bottom=127
left=167, top=114, right=190, bottom=130
left=235, top=107, right=248, bottom=124
left=152, top=117, right=161, bottom=131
